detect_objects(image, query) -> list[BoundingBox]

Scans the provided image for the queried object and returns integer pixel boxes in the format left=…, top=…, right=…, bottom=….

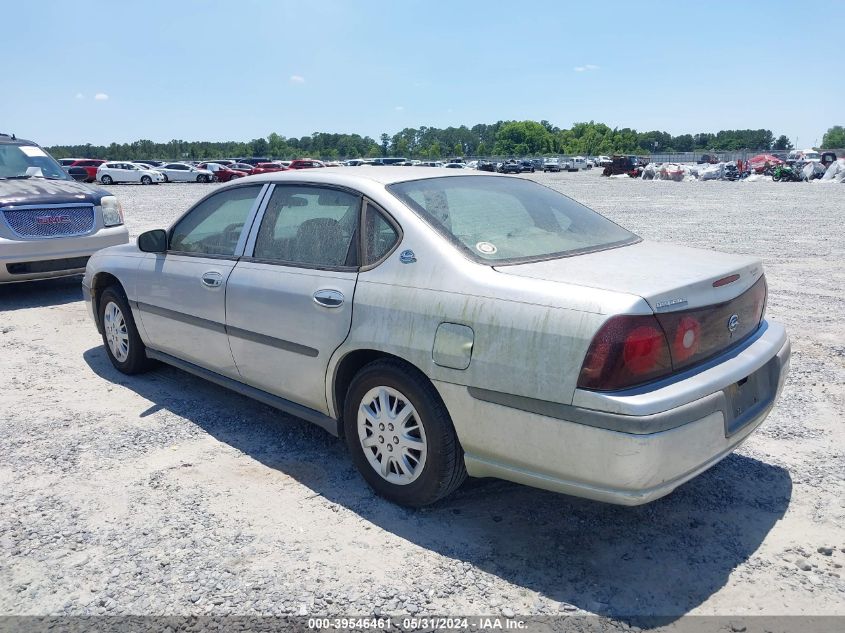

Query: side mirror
left=67, top=167, right=89, bottom=182
left=138, top=229, right=168, bottom=253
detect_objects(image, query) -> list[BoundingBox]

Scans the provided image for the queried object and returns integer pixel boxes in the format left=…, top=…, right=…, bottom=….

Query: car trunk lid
left=494, top=240, right=763, bottom=313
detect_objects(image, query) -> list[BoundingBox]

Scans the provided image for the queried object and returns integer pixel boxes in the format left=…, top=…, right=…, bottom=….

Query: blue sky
left=4, top=1, right=841, bottom=148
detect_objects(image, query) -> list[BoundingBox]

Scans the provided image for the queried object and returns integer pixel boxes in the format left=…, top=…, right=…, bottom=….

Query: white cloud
left=75, top=93, right=84, bottom=100
left=574, top=64, right=600, bottom=72
left=289, top=75, right=305, bottom=84
left=395, top=106, right=404, bottom=111
left=94, top=93, right=109, bottom=101
left=585, top=64, right=600, bottom=71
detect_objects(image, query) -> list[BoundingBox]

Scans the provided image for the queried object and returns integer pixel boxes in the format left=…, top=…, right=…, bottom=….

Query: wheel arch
left=90, top=271, right=126, bottom=332
left=329, top=348, right=434, bottom=438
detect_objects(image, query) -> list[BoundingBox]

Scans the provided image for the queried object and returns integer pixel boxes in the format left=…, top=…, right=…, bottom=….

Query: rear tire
left=100, top=175, right=113, bottom=185
left=99, top=286, right=155, bottom=375
left=344, top=359, right=466, bottom=507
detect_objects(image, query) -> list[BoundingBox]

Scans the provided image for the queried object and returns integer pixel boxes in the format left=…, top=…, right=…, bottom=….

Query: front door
left=226, top=184, right=361, bottom=413
left=134, top=184, right=266, bottom=376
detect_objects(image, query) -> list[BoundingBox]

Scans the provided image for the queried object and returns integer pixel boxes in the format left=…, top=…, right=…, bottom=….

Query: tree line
left=45, top=122, right=842, bottom=161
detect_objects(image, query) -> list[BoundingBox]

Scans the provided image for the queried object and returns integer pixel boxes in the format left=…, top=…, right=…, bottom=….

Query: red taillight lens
left=577, top=315, right=673, bottom=391
left=623, top=325, right=666, bottom=374
left=579, top=276, right=768, bottom=392
left=671, top=315, right=701, bottom=363
left=656, top=275, right=768, bottom=372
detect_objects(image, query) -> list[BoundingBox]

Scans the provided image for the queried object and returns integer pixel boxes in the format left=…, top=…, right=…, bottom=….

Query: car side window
left=170, top=185, right=262, bottom=256
left=252, top=186, right=360, bottom=268
left=364, top=203, right=399, bottom=265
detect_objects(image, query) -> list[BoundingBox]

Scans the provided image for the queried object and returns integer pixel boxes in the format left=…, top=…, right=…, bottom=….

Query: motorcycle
left=772, top=164, right=801, bottom=182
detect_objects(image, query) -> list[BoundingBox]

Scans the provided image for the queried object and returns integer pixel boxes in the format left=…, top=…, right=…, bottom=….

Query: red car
left=251, top=162, right=288, bottom=175
left=68, top=159, right=106, bottom=183
left=288, top=159, right=325, bottom=169
left=197, top=162, right=248, bottom=182
left=228, top=162, right=259, bottom=175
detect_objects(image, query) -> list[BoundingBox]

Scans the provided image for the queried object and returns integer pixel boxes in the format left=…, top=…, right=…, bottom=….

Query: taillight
left=577, top=315, right=672, bottom=391
left=671, top=315, right=701, bottom=363
left=578, top=276, right=768, bottom=392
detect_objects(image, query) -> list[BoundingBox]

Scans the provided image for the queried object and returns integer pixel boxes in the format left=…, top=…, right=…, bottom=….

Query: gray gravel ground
left=0, top=171, right=843, bottom=626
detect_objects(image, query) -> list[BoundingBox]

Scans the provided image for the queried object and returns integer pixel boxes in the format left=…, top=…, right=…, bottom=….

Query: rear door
left=225, top=184, right=363, bottom=413
left=122, top=164, right=141, bottom=182
left=134, top=184, right=267, bottom=376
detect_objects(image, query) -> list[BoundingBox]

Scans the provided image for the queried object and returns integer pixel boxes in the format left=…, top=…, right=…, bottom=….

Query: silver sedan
left=82, top=168, right=790, bottom=506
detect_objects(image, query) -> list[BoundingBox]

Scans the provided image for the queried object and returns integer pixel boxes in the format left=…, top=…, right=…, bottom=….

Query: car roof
left=0, top=135, right=36, bottom=146
left=228, top=166, right=494, bottom=188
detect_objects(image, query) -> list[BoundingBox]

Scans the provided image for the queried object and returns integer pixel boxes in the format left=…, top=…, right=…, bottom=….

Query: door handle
left=201, top=271, right=224, bottom=288
left=313, top=289, right=344, bottom=308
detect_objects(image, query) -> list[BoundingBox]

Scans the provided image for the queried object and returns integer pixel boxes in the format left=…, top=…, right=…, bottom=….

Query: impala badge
left=727, top=314, right=739, bottom=334
left=399, top=249, right=417, bottom=264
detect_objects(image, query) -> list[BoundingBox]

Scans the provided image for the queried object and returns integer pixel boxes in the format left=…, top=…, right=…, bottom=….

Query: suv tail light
left=577, top=315, right=672, bottom=391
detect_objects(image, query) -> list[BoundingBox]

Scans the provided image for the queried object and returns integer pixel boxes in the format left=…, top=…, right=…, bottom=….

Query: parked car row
left=59, top=155, right=618, bottom=183
left=59, top=157, right=330, bottom=185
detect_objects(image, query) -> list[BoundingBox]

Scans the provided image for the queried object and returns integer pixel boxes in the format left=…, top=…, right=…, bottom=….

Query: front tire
left=161, top=173, right=169, bottom=183
left=99, top=287, right=155, bottom=375
left=140, top=175, right=152, bottom=185
left=100, top=175, right=113, bottom=185
left=344, top=359, right=466, bottom=507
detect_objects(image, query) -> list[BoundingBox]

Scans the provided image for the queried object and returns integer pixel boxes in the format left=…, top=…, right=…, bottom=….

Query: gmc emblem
left=36, top=215, right=72, bottom=225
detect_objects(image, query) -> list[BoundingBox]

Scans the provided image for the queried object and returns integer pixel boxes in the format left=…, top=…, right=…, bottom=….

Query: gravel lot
left=1, top=170, right=843, bottom=625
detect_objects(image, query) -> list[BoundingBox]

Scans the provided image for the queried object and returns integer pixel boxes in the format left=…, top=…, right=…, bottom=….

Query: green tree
left=821, top=126, right=845, bottom=149
left=250, top=137, right=269, bottom=156
left=476, top=141, right=487, bottom=157
left=453, top=142, right=463, bottom=157
left=773, top=135, right=793, bottom=151
left=380, top=133, right=390, bottom=156
left=493, top=121, right=551, bottom=156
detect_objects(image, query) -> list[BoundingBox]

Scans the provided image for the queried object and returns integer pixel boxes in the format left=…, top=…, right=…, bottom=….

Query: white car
left=83, top=168, right=789, bottom=507
left=596, top=155, right=613, bottom=166
left=543, top=158, right=562, bottom=172
left=787, top=149, right=821, bottom=163
left=97, top=162, right=164, bottom=185
left=156, top=162, right=214, bottom=183
left=564, top=156, right=588, bottom=171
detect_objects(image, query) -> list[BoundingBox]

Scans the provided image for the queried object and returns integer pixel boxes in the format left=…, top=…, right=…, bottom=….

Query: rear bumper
left=437, top=321, right=790, bottom=505
left=0, top=227, right=129, bottom=283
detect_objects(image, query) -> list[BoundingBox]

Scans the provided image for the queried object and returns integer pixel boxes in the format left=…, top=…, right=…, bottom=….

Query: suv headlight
left=100, top=196, right=124, bottom=227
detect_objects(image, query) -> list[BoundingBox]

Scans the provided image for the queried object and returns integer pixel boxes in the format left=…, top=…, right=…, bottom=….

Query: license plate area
left=723, top=356, right=778, bottom=436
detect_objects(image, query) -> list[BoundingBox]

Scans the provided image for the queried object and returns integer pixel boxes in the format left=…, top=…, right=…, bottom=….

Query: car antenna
left=11, top=133, right=15, bottom=140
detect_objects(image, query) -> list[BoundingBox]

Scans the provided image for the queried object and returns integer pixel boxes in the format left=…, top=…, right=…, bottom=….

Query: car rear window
left=387, top=176, right=638, bottom=264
